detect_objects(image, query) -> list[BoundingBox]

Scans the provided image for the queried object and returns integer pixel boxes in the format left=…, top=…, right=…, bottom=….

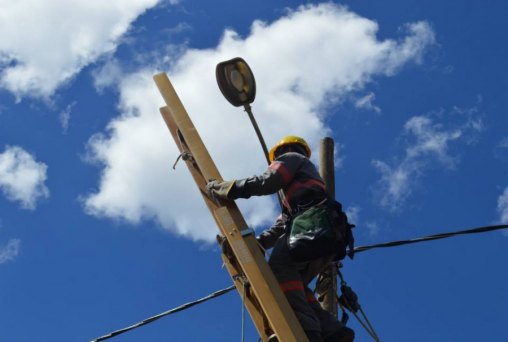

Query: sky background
left=1, top=1, right=507, bottom=341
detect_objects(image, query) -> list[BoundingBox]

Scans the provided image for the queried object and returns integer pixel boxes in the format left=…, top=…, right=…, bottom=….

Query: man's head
left=269, top=136, right=311, bottom=162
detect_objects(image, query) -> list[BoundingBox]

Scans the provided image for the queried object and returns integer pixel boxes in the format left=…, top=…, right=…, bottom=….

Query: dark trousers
left=268, top=235, right=345, bottom=340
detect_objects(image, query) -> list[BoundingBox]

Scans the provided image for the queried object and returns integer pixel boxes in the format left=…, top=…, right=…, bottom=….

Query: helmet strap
left=275, top=144, right=307, bottom=159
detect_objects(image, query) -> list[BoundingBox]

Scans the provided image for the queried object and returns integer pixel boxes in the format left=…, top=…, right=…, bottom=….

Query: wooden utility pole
left=153, top=72, right=308, bottom=342
left=316, top=137, right=339, bottom=318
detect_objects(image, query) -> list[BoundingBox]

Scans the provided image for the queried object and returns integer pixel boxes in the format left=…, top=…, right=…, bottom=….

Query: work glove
left=206, top=179, right=236, bottom=201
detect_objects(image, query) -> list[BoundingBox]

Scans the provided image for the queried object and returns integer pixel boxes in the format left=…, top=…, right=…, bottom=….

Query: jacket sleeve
left=257, top=213, right=288, bottom=250
left=229, top=152, right=305, bottom=199
left=229, top=166, right=283, bottom=199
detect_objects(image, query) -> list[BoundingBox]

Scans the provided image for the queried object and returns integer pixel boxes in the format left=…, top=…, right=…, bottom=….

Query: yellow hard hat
left=269, top=136, right=311, bottom=162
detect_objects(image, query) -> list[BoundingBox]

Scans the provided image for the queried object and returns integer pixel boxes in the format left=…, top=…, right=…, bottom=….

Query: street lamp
left=216, top=57, right=283, bottom=209
left=216, top=57, right=271, bottom=165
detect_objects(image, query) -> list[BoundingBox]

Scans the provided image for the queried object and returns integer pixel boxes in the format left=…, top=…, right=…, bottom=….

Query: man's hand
left=206, top=179, right=236, bottom=201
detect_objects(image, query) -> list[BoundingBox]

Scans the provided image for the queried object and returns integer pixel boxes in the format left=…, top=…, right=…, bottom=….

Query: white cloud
left=91, top=59, right=124, bottom=93
left=404, top=116, right=462, bottom=166
left=0, top=146, right=49, bottom=209
left=60, top=101, right=77, bottom=134
left=84, top=3, right=435, bottom=242
left=494, top=137, right=508, bottom=160
left=345, top=206, right=360, bottom=225
left=365, top=221, right=380, bottom=239
left=355, top=92, right=381, bottom=113
left=331, top=142, right=345, bottom=169
left=500, top=137, right=508, bottom=149
left=373, top=106, right=483, bottom=210
left=497, top=138, right=508, bottom=235
left=372, top=159, right=417, bottom=209
left=498, top=187, right=508, bottom=225
left=0, top=239, right=21, bottom=264
left=0, top=0, right=164, bottom=100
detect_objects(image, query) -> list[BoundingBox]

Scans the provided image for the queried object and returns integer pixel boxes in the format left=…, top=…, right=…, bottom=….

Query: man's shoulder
left=276, top=152, right=308, bottom=162
left=274, top=152, right=315, bottom=174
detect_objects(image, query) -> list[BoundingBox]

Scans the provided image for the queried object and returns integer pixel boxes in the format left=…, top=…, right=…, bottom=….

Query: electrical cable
left=352, top=224, right=508, bottom=254
left=91, top=224, right=508, bottom=341
left=91, top=285, right=235, bottom=342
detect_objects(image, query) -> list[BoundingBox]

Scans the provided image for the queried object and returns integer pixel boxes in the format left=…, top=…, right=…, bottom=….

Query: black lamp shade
left=216, top=57, right=256, bottom=107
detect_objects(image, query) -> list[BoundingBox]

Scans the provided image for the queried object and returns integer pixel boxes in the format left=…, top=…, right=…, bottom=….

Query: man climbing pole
left=207, top=135, right=355, bottom=342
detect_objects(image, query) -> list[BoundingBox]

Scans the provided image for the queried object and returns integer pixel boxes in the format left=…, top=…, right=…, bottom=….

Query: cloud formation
left=84, top=3, right=435, bottom=242
left=0, top=0, right=163, bottom=99
left=495, top=139, right=508, bottom=228
left=59, top=101, right=77, bottom=134
left=355, top=92, right=381, bottom=113
left=0, top=239, right=21, bottom=264
left=372, top=106, right=483, bottom=210
left=0, top=146, right=49, bottom=209
left=498, top=187, right=508, bottom=224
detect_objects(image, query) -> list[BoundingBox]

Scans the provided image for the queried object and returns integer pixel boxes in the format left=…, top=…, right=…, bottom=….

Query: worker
left=206, top=136, right=354, bottom=342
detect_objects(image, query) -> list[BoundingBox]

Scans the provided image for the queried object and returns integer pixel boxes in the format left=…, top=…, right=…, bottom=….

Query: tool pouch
left=287, top=205, right=342, bottom=261
left=327, top=199, right=355, bottom=260
left=287, top=200, right=353, bottom=262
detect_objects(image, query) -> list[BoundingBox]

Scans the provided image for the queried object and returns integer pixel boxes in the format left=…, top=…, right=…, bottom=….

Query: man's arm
left=207, top=152, right=305, bottom=200
left=230, top=167, right=283, bottom=199
left=230, top=153, right=305, bottom=199
left=257, top=213, right=288, bottom=250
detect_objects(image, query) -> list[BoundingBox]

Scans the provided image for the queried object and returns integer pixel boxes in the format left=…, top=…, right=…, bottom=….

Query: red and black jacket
left=229, top=152, right=327, bottom=249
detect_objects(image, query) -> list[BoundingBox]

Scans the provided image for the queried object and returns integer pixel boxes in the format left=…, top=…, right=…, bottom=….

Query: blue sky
left=1, top=1, right=507, bottom=341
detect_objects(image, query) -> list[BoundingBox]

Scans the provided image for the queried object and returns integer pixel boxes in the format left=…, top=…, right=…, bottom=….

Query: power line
left=353, top=224, right=508, bottom=254
left=91, top=285, right=236, bottom=342
left=91, top=224, right=508, bottom=341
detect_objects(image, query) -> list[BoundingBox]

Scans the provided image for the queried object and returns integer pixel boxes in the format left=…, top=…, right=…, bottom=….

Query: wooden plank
left=154, top=73, right=308, bottom=342
left=160, top=106, right=268, bottom=338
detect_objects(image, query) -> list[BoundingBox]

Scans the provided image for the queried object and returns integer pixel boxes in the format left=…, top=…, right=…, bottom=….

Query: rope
left=338, top=300, right=379, bottom=341
left=353, top=224, right=508, bottom=254
left=233, top=274, right=250, bottom=342
left=91, top=285, right=235, bottom=342
left=348, top=304, right=380, bottom=342
left=358, top=306, right=380, bottom=342
left=241, top=278, right=248, bottom=342
left=337, top=271, right=379, bottom=342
